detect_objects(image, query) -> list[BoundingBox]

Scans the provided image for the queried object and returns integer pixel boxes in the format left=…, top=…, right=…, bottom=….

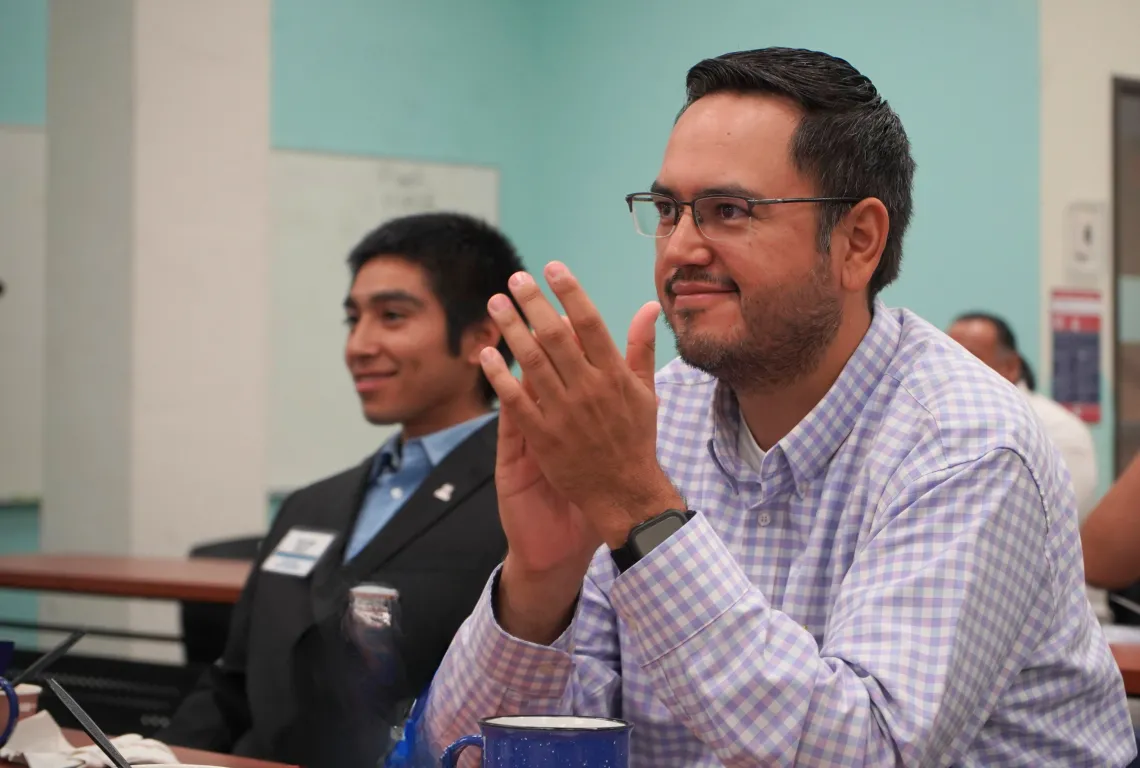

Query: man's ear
left=462, top=315, right=502, bottom=364
left=832, top=197, right=890, bottom=295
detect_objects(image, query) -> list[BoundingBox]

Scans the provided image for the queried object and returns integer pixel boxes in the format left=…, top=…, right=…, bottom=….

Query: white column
left=43, top=0, right=270, bottom=659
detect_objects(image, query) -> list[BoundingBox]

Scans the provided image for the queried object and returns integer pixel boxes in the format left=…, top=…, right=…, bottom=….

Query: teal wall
left=0, top=0, right=47, bottom=125
left=0, top=0, right=1045, bottom=639
left=271, top=0, right=541, bottom=267
left=0, top=503, right=39, bottom=648
left=0, top=0, right=47, bottom=645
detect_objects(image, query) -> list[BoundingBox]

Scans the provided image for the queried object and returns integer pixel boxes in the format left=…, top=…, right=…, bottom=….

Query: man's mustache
left=665, top=269, right=737, bottom=297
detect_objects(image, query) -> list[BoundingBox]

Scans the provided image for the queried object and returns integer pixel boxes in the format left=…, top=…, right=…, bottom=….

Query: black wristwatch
left=610, top=509, right=694, bottom=573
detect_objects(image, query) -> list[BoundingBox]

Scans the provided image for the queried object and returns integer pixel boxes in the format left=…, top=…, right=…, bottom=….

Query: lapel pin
left=433, top=483, right=455, bottom=502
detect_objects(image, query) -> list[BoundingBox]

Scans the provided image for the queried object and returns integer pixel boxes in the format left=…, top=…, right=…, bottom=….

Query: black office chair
left=179, top=536, right=262, bottom=665
left=1109, top=582, right=1140, bottom=626
left=8, top=648, right=201, bottom=736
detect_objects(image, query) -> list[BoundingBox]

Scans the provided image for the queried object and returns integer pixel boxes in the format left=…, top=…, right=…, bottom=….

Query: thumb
left=626, top=301, right=660, bottom=393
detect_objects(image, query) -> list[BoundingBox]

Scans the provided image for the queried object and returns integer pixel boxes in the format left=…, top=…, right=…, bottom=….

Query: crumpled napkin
left=0, top=710, right=180, bottom=768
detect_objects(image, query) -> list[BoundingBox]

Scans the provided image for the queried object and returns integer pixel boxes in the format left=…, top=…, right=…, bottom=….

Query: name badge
left=261, top=528, right=337, bottom=578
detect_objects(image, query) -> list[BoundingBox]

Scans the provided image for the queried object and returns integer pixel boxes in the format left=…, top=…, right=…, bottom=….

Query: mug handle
left=0, top=677, right=18, bottom=748
left=440, top=734, right=483, bottom=767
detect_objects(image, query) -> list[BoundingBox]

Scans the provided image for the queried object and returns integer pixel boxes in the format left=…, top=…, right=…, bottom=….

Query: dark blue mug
left=0, top=676, right=18, bottom=748
left=440, top=715, right=631, bottom=767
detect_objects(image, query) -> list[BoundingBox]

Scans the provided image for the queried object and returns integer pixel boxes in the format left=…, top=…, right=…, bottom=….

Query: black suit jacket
left=160, top=419, right=505, bottom=768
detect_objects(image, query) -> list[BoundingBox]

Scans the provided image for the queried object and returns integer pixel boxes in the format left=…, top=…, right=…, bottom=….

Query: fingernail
left=509, top=272, right=532, bottom=288
left=545, top=262, right=569, bottom=281
left=489, top=294, right=511, bottom=312
left=480, top=347, right=497, bottom=364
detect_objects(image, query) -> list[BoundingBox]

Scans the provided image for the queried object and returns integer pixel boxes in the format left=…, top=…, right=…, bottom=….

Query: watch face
left=632, top=513, right=687, bottom=555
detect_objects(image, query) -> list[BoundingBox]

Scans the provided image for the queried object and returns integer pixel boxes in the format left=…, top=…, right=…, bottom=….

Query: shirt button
left=390, top=487, right=404, bottom=499
left=758, top=512, right=772, bottom=527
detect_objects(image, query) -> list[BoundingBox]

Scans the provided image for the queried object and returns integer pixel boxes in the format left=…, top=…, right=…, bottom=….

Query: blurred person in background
left=159, top=213, right=519, bottom=768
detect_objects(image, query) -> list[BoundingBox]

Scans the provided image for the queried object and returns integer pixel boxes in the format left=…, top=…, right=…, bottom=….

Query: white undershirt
left=737, top=409, right=767, bottom=473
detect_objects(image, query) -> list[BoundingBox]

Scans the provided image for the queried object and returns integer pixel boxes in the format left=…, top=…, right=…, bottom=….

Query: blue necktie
left=344, top=440, right=432, bottom=560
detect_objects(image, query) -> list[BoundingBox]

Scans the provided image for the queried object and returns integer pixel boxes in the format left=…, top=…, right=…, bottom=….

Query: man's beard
left=666, top=257, right=842, bottom=392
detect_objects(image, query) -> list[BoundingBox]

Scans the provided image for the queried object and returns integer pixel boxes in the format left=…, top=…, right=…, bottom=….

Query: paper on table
left=0, top=711, right=73, bottom=767
left=0, top=710, right=179, bottom=768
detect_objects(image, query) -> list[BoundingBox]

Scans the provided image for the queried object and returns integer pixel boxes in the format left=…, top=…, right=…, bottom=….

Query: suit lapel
left=307, top=457, right=373, bottom=602
left=344, top=417, right=498, bottom=582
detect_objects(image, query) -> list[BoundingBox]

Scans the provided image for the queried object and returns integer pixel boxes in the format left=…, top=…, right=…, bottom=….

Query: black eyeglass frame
left=624, top=192, right=865, bottom=238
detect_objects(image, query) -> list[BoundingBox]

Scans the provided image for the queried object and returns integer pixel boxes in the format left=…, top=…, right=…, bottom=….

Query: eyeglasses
left=624, top=192, right=863, bottom=241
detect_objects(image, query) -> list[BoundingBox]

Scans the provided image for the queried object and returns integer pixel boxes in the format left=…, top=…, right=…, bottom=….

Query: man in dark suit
left=160, top=212, right=522, bottom=768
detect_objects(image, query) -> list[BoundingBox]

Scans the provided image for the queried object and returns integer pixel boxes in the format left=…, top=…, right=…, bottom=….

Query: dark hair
left=1020, top=356, right=1037, bottom=392
left=953, top=311, right=1036, bottom=391
left=347, top=212, right=524, bottom=404
left=682, top=48, right=916, bottom=301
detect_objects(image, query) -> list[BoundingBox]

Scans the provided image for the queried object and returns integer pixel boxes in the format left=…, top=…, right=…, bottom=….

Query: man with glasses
left=422, top=48, right=1134, bottom=766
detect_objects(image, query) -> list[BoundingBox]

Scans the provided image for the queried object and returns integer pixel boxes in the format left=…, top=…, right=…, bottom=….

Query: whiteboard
left=0, top=133, right=500, bottom=498
left=0, top=127, right=46, bottom=501
left=268, top=150, right=500, bottom=491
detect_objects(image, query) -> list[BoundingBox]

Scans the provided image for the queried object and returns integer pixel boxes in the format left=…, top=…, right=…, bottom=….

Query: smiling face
left=343, top=256, right=496, bottom=438
left=652, top=92, right=846, bottom=391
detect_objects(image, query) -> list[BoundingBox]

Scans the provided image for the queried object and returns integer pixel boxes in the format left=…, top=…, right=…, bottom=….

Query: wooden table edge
left=0, top=555, right=250, bottom=603
left=0, top=572, right=243, bottom=603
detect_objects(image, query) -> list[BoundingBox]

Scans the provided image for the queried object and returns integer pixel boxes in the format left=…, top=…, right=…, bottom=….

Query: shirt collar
left=372, top=411, right=497, bottom=479
left=709, top=300, right=901, bottom=495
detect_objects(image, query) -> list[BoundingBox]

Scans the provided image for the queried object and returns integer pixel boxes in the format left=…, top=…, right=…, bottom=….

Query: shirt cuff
left=609, top=511, right=753, bottom=664
left=466, top=565, right=576, bottom=700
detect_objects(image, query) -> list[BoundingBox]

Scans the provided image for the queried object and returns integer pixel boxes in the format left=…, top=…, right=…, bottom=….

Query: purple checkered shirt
left=423, top=304, right=1135, bottom=766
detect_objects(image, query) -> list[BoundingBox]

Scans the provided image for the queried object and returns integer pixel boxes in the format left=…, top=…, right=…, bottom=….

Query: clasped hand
left=480, top=262, right=683, bottom=559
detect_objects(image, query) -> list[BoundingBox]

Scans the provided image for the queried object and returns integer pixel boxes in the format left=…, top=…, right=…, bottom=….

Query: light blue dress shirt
left=344, top=412, right=497, bottom=562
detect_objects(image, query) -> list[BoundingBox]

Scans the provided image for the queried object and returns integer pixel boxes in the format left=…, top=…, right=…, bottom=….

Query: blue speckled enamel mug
left=0, top=640, right=17, bottom=748
left=440, top=715, right=631, bottom=767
